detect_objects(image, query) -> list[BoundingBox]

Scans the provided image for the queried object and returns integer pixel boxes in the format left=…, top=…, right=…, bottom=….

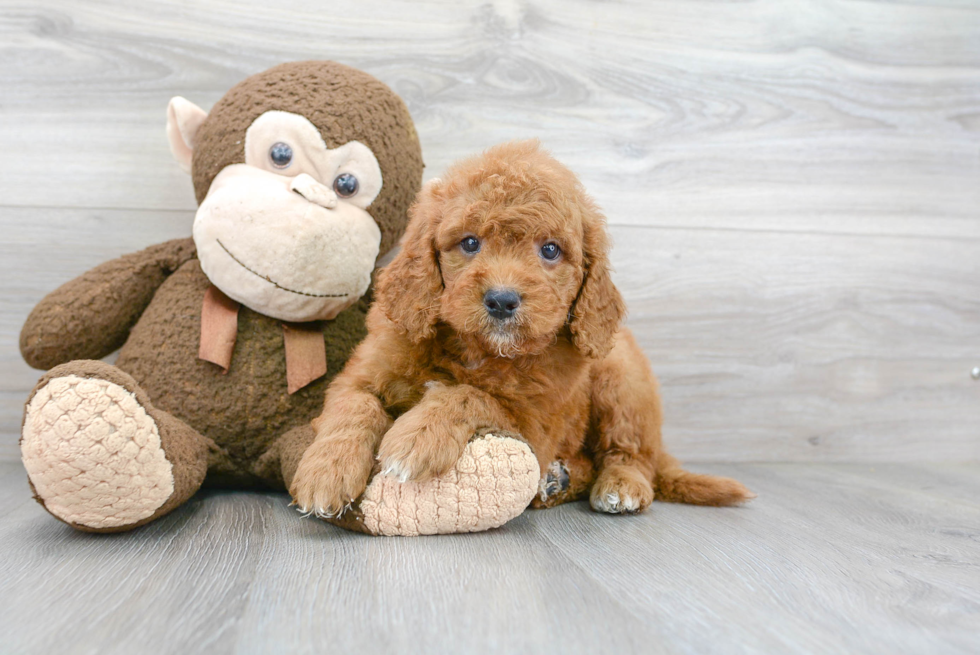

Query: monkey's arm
left=20, top=238, right=197, bottom=370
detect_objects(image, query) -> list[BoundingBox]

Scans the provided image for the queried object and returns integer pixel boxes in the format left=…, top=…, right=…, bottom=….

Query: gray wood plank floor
left=1, top=461, right=977, bottom=655
left=1, top=3, right=978, bottom=653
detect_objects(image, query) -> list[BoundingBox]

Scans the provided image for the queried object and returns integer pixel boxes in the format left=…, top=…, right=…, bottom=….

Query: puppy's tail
left=655, top=453, right=756, bottom=506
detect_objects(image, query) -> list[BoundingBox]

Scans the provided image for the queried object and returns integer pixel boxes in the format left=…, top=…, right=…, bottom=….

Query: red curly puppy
left=291, top=140, right=753, bottom=518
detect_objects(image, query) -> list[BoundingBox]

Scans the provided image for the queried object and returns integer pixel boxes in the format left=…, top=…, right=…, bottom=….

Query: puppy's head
left=376, top=140, right=625, bottom=359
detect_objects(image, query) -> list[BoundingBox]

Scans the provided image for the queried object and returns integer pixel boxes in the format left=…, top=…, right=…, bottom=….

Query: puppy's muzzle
left=483, top=288, right=521, bottom=321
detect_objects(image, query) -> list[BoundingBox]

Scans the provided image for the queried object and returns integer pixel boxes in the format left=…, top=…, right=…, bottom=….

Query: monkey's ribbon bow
left=198, top=285, right=327, bottom=394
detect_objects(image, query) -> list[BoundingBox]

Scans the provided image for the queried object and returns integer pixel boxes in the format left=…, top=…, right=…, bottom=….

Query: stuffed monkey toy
left=19, top=61, right=539, bottom=536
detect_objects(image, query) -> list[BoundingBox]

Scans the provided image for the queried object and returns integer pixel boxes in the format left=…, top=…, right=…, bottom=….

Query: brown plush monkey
left=19, top=62, right=539, bottom=535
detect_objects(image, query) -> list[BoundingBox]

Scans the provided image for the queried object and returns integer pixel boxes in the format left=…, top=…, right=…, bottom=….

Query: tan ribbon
left=199, top=285, right=327, bottom=394
left=199, top=286, right=239, bottom=372
left=282, top=322, right=328, bottom=394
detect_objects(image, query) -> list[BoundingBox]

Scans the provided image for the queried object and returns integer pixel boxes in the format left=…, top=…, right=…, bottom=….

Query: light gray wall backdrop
left=1, top=0, right=978, bottom=462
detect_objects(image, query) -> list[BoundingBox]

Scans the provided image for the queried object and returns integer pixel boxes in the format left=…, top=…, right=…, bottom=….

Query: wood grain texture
left=1, top=461, right=978, bottom=654
left=1, top=0, right=979, bottom=461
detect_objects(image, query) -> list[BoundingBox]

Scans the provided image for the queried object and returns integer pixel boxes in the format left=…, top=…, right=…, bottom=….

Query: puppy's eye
left=269, top=142, right=293, bottom=169
left=334, top=173, right=359, bottom=198
left=460, top=236, right=481, bottom=254
left=540, top=242, right=562, bottom=261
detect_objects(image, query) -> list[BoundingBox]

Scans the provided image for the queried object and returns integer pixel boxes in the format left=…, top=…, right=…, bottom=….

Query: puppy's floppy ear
left=375, top=180, right=444, bottom=342
left=568, top=199, right=626, bottom=359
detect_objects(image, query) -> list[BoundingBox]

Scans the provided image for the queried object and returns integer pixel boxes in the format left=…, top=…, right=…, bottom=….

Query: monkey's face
left=191, top=110, right=383, bottom=322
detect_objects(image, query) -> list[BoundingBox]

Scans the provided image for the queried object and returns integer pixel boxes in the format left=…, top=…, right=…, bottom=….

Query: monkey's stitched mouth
left=216, top=239, right=350, bottom=299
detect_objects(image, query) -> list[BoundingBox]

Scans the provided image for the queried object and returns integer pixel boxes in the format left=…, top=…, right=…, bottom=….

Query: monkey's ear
left=166, top=97, right=208, bottom=174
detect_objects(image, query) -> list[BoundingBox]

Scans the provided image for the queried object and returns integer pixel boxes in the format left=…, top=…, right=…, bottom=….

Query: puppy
left=291, top=140, right=753, bottom=518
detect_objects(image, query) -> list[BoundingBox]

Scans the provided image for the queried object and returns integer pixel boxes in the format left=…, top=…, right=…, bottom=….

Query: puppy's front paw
left=289, top=436, right=373, bottom=518
left=377, top=410, right=468, bottom=483
left=590, top=465, right=654, bottom=514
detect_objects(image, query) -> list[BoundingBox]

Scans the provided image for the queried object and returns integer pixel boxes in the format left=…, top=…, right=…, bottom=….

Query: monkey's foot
left=327, top=431, right=538, bottom=536
left=21, top=371, right=175, bottom=531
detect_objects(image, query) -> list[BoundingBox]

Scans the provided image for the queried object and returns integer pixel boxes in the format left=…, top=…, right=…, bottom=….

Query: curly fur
left=291, top=140, right=754, bottom=517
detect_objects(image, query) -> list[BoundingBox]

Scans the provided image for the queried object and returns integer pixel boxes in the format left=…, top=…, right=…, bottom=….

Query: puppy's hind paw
left=591, top=491, right=641, bottom=514
left=590, top=465, right=654, bottom=515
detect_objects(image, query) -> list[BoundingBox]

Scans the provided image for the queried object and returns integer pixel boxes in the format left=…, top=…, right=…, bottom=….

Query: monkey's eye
left=540, top=242, right=562, bottom=261
left=269, top=142, right=293, bottom=169
left=460, top=236, right=481, bottom=254
left=333, top=173, right=359, bottom=198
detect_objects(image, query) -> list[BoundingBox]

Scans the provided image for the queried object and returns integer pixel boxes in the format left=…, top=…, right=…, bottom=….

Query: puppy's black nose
left=484, top=288, right=521, bottom=320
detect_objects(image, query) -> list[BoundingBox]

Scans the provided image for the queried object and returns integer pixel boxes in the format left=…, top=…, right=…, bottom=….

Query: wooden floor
left=1, top=460, right=978, bottom=655
left=1, top=2, right=979, bottom=653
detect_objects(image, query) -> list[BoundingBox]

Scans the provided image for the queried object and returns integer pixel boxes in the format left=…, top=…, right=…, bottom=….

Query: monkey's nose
left=483, top=288, right=521, bottom=320
left=290, top=174, right=338, bottom=209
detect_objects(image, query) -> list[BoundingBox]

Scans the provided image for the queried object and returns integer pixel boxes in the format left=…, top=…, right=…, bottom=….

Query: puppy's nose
left=484, top=288, right=521, bottom=320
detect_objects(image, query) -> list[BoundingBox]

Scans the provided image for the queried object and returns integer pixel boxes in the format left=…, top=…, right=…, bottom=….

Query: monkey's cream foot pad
left=331, top=434, right=539, bottom=536
left=21, top=375, right=174, bottom=530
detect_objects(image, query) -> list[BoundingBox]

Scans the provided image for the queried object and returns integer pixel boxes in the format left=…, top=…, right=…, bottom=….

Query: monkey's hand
left=20, top=238, right=197, bottom=370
